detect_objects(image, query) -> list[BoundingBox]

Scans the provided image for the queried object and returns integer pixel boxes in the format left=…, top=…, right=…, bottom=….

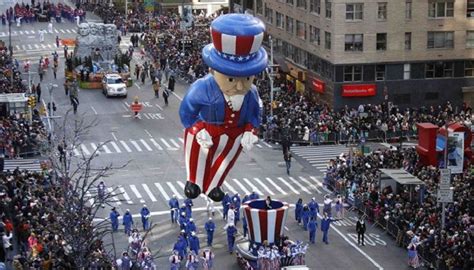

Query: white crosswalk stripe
left=80, top=144, right=91, bottom=155
left=166, top=182, right=183, bottom=199
left=76, top=137, right=273, bottom=156
left=66, top=29, right=72, bottom=33
left=54, top=29, right=59, bottom=33
left=98, top=175, right=328, bottom=205
left=291, top=145, right=349, bottom=172
left=90, top=143, right=100, bottom=155
left=60, top=29, right=65, bottom=33
left=154, top=182, right=170, bottom=201
left=140, top=139, right=153, bottom=151
left=142, top=184, right=157, bottom=202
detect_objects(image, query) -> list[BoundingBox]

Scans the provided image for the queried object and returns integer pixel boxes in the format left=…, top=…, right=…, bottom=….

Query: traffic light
left=28, top=96, right=36, bottom=108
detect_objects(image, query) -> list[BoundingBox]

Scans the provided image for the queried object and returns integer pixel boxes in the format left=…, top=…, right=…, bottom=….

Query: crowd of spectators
left=1, top=1, right=85, bottom=24
left=325, top=146, right=473, bottom=269
left=0, top=47, right=27, bottom=94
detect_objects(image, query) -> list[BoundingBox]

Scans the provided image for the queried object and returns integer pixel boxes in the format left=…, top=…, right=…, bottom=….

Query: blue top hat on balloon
left=202, top=14, right=268, bottom=77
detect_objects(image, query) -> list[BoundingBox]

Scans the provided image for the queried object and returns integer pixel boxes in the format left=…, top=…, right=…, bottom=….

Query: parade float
left=236, top=199, right=309, bottom=270
left=66, top=22, right=132, bottom=89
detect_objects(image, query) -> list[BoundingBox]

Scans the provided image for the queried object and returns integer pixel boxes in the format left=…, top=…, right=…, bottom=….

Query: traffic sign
left=439, top=169, right=451, bottom=190
left=437, top=189, right=453, bottom=203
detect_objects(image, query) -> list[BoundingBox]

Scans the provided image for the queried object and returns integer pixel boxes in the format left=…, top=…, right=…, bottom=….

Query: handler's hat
left=202, top=14, right=268, bottom=77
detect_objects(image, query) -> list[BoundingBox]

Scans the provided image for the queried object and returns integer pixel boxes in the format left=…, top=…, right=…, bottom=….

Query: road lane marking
left=27, top=44, right=32, bottom=49
left=110, top=141, right=122, bottom=153
left=80, top=144, right=91, bottom=155
left=86, top=191, right=94, bottom=206
left=243, top=178, right=263, bottom=196
left=142, top=113, right=150, bottom=119
left=66, top=29, right=71, bottom=33
left=130, top=140, right=143, bottom=152
left=54, top=29, right=59, bottom=33
left=140, top=139, right=153, bottom=151
left=154, top=182, right=170, bottom=201
left=232, top=178, right=250, bottom=195
left=262, top=141, right=272, bottom=148
left=111, top=132, right=118, bottom=141
left=99, top=142, right=112, bottom=154
left=130, top=185, right=145, bottom=203
left=309, top=176, right=331, bottom=193
left=90, top=143, right=100, bottom=155
left=73, top=146, right=80, bottom=156
left=169, top=139, right=180, bottom=148
left=178, top=138, right=184, bottom=144
left=60, top=29, right=65, bottom=33
left=119, top=187, right=133, bottom=204
left=155, top=104, right=163, bottom=110
left=119, top=141, right=132, bottom=152
left=34, top=44, right=39, bottom=49
left=223, top=182, right=238, bottom=194
left=255, top=143, right=263, bottom=148
left=265, top=177, right=287, bottom=195
left=253, top=177, right=275, bottom=196
left=172, top=91, right=183, bottom=101
left=149, top=138, right=163, bottom=150
left=16, top=45, right=20, bottom=50
left=107, top=187, right=121, bottom=205
left=299, top=176, right=321, bottom=194
left=144, top=129, right=153, bottom=138
left=47, top=44, right=52, bottom=48
left=288, top=176, right=311, bottom=194
left=41, top=44, right=46, bottom=49
left=160, top=138, right=178, bottom=150
left=167, top=182, right=183, bottom=199
left=277, top=177, right=299, bottom=194
left=90, top=105, right=98, bottom=115
left=142, top=184, right=157, bottom=202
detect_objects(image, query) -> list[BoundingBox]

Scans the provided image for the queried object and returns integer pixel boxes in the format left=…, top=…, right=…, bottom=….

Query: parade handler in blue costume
left=179, top=14, right=268, bottom=202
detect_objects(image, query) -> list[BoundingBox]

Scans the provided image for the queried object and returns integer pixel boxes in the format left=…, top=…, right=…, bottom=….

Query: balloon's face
left=213, top=70, right=255, bottom=96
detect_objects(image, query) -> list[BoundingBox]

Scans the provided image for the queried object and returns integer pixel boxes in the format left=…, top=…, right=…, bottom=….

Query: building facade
left=246, top=0, right=474, bottom=109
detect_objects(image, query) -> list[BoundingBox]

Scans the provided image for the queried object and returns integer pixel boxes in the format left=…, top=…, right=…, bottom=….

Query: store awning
left=379, top=169, right=424, bottom=186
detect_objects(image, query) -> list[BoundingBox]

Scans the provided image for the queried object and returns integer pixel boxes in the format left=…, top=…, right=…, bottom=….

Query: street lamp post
left=266, top=36, right=278, bottom=118
left=8, top=19, right=13, bottom=83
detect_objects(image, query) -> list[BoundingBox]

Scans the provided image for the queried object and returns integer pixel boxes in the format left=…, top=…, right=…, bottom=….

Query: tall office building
left=240, top=0, right=474, bottom=109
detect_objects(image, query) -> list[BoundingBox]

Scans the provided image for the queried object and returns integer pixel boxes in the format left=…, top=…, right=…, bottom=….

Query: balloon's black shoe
left=208, top=186, right=225, bottom=202
left=184, top=181, right=201, bottom=199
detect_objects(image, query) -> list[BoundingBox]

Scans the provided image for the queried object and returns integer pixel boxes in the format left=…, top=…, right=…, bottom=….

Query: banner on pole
left=447, top=132, right=464, bottom=174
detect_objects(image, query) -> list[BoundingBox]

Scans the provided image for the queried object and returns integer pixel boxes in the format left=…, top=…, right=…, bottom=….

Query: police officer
left=188, top=231, right=200, bottom=255
left=302, top=204, right=310, bottom=231
left=295, top=198, right=303, bottom=224
left=205, top=217, right=215, bottom=246
left=226, top=224, right=237, bottom=254
left=110, top=207, right=120, bottom=232
left=184, top=198, right=194, bottom=218
left=169, top=194, right=179, bottom=223
left=308, top=197, right=319, bottom=220
left=321, top=213, right=334, bottom=244
left=308, top=217, right=317, bottom=244
left=140, top=204, right=151, bottom=230
left=222, top=192, right=231, bottom=220
left=123, top=209, right=133, bottom=235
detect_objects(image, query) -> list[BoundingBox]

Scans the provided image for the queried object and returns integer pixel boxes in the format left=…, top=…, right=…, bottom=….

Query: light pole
left=8, top=19, right=13, bottom=83
left=266, top=35, right=277, bottom=118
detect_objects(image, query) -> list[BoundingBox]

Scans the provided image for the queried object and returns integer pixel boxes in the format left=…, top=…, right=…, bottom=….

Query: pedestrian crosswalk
left=73, top=137, right=273, bottom=156
left=0, top=27, right=77, bottom=38
left=87, top=175, right=325, bottom=206
left=291, top=145, right=349, bottom=173
left=3, top=159, right=42, bottom=172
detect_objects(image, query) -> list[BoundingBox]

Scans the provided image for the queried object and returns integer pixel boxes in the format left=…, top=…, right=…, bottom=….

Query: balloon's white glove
left=241, top=131, right=258, bottom=151
left=196, top=129, right=213, bottom=149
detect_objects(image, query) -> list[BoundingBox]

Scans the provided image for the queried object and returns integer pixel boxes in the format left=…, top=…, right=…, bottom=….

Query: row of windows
left=259, top=0, right=474, bottom=20
left=342, top=61, right=474, bottom=82
left=343, top=31, right=474, bottom=52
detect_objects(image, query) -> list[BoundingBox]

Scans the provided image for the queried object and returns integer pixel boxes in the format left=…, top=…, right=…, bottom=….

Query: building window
left=265, top=5, right=273, bottom=24
left=296, top=21, right=306, bottom=40
left=467, top=31, right=474, bottom=48
left=256, top=0, right=263, bottom=15
left=427, top=31, right=454, bottom=49
left=286, top=16, right=294, bottom=34
left=425, top=62, right=453, bottom=78
left=344, top=34, right=363, bottom=51
left=325, top=31, right=331, bottom=49
left=325, top=0, right=332, bottom=18
left=276, top=12, right=284, bottom=28
left=343, top=65, right=363, bottom=82
left=405, top=32, right=412, bottom=50
left=428, top=0, right=454, bottom=18
left=376, top=33, right=387, bottom=51
left=309, top=26, right=321, bottom=45
left=297, top=0, right=307, bottom=9
left=287, top=0, right=294, bottom=5
left=465, top=61, right=474, bottom=77
left=404, top=64, right=411, bottom=79
left=468, top=0, right=474, bottom=17
left=377, top=2, right=387, bottom=20
left=376, top=65, right=385, bottom=81
left=310, top=0, right=321, bottom=14
left=346, top=3, right=363, bottom=21
left=405, top=0, right=412, bottom=19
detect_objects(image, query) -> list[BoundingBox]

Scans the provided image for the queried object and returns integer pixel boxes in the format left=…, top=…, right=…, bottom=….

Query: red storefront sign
left=312, top=79, right=325, bottom=93
left=342, top=84, right=376, bottom=97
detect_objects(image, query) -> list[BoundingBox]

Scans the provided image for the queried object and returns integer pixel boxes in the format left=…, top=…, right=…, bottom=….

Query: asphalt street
left=1, top=11, right=411, bottom=270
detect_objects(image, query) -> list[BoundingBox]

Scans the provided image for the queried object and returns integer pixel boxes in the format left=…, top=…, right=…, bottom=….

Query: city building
left=236, top=0, right=474, bottom=109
